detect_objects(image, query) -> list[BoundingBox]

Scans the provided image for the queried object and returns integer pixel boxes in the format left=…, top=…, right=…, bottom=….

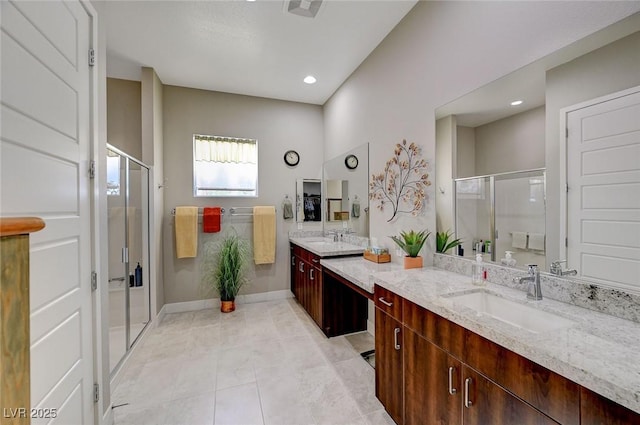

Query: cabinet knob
left=378, top=297, right=393, bottom=307
left=464, top=377, right=473, bottom=408
left=394, top=327, right=401, bottom=350
left=448, top=367, right=457, bottom=395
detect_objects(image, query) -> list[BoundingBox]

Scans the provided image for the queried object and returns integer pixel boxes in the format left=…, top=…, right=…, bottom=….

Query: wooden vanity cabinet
left=374, top=287, right=404, bottom=425
left=290, top=243, right=367, bottom=337
left=580, top=387, right=640, bottom=425
left=374, top=285, right=638, bottom=425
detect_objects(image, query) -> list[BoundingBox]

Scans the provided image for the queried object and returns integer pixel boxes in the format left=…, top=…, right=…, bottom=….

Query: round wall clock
left=284, top=150, right=300, bottom=166
left=345, top=154, right=359, bottom=170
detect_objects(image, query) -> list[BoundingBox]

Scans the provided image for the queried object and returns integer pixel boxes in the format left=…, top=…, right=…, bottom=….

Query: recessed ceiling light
left=303, top=75, right=317, bottom=84
left=246, top=0, right=256, bottom=2
left=510, top=100, right=523, bottom=106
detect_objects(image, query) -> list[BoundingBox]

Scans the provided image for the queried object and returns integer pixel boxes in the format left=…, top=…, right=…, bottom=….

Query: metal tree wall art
left=369, top=140, right=431, bottom=222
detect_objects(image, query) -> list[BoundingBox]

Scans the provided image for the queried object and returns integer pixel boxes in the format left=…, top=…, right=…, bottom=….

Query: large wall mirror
left=323, top=143, right=370, bottom=237
left=435, top=16, right=640, bottom=294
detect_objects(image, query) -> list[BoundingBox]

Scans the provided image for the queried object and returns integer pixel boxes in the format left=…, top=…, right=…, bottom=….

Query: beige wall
left=141, top=67, right=165, bottom=315
left=546, top=30, right=640, bottom=262
left=323, top=1, right=634, bottom=262
left=107, top=78, right=142, bottom=158
left=474, top=106, right=545, bottom=176
left=435, top=115, right=455, bottom=233
left=456, top=125, right=476, bottom=178
left=162, top=86, right=324, bottom=304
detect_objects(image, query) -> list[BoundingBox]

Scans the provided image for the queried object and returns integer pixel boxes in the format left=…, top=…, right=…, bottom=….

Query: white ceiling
left=103, top=0, right=417, bottom=105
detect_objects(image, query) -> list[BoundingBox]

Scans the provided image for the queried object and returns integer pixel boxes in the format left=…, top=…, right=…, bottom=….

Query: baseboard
left=102, top=403, right=114, bottom=425
left=163, top=289, right=293, bottom=314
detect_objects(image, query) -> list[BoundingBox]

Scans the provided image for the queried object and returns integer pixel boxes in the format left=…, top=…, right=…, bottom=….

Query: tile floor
left=112, top=298, right=395, bottom=425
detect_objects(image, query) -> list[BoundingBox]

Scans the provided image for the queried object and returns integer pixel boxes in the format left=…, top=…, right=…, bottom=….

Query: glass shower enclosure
left=455, top=169, right=546, bottom=269
left=107, top=145, right=151, bottom=374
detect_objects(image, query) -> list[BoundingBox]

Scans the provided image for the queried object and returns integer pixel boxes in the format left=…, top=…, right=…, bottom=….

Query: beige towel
left=528, top=233, right=545, bottom=251
left=512, top=231, right=527, bottom=249
left=253, top=206, right=276, bottom=264
left=175, top=206, right=198, bottom=258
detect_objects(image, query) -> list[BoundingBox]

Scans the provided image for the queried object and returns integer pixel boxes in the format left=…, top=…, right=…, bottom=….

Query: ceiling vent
left=286, top=0, right=323, bottom=18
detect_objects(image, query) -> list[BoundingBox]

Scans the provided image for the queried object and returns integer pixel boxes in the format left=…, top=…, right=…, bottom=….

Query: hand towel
left=512, top=231, right=527, bottom=249
left=253, top=206, right=276, bottom=265
left=203, top=207, right=221, bottom=233
left=175, top=206, right=198, bottom=258
left=528, top=233, right=545, bottom=251
left=352, top=202, right=360, bottom=218
left=282, top=198, right=294, bottom=220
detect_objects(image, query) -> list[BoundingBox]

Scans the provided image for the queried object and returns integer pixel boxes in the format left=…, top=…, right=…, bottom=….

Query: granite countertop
left=319, top=257, right=640, bottom=414
left=289, top=237, right=365, bottom=257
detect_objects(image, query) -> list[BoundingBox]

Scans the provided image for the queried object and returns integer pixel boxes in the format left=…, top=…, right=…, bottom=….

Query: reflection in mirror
left=323, top=143, right=370, bottom=237
left=434, top=16, right=640, bottom=293
left=296, top=178, right=321, bottom=222
left=455, top=170, right=546, bottom=270
left=326, top=179, right=349, bottom=221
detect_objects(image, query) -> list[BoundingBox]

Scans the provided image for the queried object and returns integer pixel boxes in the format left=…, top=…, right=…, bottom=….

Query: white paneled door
left=566, top=87, right=640, bottom=292
left=1, top=1, right=94, bottom=424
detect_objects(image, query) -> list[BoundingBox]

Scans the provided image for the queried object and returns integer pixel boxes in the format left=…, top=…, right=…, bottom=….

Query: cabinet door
left=375, top=308, right=403, bottom=424
left=296, top=258, right=305, bottom=304
left=309, top=264, right=322, bottom=327
left=462, top=366, right=558, bottom=425
left=404, top=327, right=462, bottom=425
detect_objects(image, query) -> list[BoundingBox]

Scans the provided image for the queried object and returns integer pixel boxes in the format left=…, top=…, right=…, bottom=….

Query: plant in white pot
left=203, top=229, right=249, bottom=313
left=390, top=229, right=430, bottom=269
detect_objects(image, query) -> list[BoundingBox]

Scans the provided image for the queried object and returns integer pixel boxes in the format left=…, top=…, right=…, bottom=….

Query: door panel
left=1, top=1, right=93, bottom=423
left=567, top=88, right=640, bottom=290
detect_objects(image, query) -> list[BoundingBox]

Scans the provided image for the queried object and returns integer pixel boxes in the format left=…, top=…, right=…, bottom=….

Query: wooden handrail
left=0, top=217, right=45, bottom=237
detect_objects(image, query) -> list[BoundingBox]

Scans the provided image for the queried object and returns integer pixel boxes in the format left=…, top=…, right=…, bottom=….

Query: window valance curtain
left=194, top=135, right=257, bottom=164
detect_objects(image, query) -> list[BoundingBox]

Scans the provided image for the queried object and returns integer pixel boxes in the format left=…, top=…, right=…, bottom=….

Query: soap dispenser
left=472, top=253, right=487, bottom=286
left=135, top=262, right=142, bottom=287
left=501, top=251, right=517, bottom=267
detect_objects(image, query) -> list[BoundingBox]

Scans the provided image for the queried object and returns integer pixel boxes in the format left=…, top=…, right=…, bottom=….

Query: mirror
left=323, top=143, right=370, bottom=237
left=296, top=178, right=321, bottom=222
left=435, top=17, right=640, bottom=292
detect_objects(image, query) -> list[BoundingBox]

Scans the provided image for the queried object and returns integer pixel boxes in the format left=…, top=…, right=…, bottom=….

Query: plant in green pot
left=203, top=229, right=249, bottom=313
left=390, top=229, right=430, bottom=269
left=436, top=230, right=462, bottom=254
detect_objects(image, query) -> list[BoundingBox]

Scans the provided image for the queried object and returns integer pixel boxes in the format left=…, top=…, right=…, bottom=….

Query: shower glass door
left=455, top=176, right=492, bottom=259
left=107, top=145, right=150, bottom=375
left=107, top=149, right=127, bottom=372
left=494, top=170, right=546, bottom=269
left=127, top=160, right=150, bottom=348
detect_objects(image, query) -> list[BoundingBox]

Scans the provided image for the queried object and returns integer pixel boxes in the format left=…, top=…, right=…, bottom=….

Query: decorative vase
left=221, top=300, right=235, bottom=313
left=404, top=256, right=423, bottom=269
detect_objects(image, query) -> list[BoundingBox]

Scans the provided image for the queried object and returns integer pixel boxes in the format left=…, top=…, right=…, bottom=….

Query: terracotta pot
left=404, top=256, right=423, bottom=269
left=220, top=300, right=236, bottom=313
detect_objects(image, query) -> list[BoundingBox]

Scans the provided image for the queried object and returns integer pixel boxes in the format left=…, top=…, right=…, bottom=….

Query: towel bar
left=170, top=207, right=225, bottom=216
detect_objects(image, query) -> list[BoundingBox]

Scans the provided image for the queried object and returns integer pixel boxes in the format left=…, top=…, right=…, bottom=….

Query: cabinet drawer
left=374, top=285, right=403, bottom=321
left=464, top=330, right=580, bottom=425
left=292, top=244, right=304, bottom=259
left=403, top=299, right=465, bottom=360
left=308, top=251, right=321, bottom=267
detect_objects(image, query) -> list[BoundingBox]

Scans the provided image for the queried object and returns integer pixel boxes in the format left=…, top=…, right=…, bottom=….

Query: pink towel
left=203, top=207, right=221, bottom=233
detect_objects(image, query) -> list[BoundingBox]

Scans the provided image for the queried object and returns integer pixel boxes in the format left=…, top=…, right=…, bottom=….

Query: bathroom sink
left=444, top=290, right=575, bottom=334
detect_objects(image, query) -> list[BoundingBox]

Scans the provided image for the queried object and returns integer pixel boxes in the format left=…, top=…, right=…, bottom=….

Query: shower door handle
left=121, top=247, right=129, bottom=264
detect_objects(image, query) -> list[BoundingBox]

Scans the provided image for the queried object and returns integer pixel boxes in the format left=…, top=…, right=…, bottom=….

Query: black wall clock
left=345, top=154, right=358, bottom=170
left=284, top=150, right=300, bottom=166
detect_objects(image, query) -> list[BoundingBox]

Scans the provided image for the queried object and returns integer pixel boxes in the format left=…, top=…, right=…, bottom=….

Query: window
left=193, top=134, right=258, bottom=197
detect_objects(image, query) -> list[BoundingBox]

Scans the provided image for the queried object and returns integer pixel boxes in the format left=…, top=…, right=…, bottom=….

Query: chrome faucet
left=550, top=260, right=577, bottom=277
left=517, top=264, right=543, bottom=301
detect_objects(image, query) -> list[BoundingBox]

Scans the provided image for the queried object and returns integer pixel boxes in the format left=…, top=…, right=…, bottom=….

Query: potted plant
left=436, top=230, right=462, bottom=254
left=390, top=229, right=430, bottom=269
left=203, top=230, right=249, bottom=313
